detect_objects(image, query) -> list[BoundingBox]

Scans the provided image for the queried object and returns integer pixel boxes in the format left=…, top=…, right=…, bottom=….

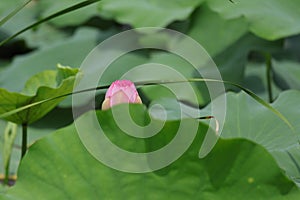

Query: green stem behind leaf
left=265, top=53, right=273, bottom=103
left=21, top=123, right=28, bottom=159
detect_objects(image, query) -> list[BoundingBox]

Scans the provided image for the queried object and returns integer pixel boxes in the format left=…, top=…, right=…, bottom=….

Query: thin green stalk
left=0, top=0, right=32, bottom=27
left=265, top=53, right=273, bottom=103
left=21, top=123, right=28, bottom=159
left=0, top=0, right=102, bottom=46
left=0, top=78, right=294, bottom=131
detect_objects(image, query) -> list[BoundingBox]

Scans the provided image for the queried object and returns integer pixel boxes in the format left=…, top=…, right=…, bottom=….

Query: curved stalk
left=0, top=79, right=294, bottom=131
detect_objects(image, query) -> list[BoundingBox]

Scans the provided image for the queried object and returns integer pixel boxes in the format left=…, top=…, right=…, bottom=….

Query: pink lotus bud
left=102, top=80, right=142, bottom=110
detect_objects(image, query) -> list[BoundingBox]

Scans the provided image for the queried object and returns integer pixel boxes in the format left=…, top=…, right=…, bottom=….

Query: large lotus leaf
left=204, top=90, right=300, bottom=185
left=207, top=0, right=300, bottom=40
left=188, top=4, right=248, bottom=56
left=0, top=104, right=299, bottom=199
left=0, top=65, right=79, bottom=124
left=98, top=0, right=204, bottom=28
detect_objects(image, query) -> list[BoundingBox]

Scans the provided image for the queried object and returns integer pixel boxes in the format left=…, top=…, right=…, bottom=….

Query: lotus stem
left=21, top=123, right=28, bottom=159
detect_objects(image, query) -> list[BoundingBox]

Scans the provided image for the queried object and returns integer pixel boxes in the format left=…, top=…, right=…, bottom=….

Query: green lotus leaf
left=0, top=104, right=299, bottom=199
left=0, top=65, right=79, bottom=124
left=98, top=0, right=205, bottom=28
left=204, top=90, right=300, bottom=185
left=208, top=0, right=300, bottom=40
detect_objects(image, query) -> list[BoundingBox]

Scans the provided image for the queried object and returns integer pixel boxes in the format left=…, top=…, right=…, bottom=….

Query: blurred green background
left=0, top=0, right=300, bottom=199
